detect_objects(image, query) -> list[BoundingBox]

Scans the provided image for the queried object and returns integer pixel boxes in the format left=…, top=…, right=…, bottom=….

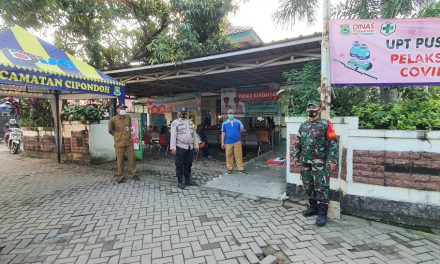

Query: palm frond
left=272, top=0, right=319, bottom=28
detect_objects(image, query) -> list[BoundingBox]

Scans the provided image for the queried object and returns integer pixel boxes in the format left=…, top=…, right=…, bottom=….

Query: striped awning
left=0, top=25, right=125, bottom=102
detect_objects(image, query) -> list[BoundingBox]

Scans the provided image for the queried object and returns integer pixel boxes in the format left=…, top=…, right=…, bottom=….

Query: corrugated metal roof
left=106, top=34, right=322, bottom=97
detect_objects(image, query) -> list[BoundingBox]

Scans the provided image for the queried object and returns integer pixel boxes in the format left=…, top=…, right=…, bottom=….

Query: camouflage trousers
left=300, top=163, right=330, bottom=204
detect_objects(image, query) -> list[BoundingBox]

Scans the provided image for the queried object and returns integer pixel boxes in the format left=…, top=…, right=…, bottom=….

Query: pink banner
left=330, top=18, right=440, bottom=86
left=131, top=119, right=140, bottom=150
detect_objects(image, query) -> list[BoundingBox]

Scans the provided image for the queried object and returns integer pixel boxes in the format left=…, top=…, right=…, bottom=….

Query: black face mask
left=307, top=109, right=319, bottom=117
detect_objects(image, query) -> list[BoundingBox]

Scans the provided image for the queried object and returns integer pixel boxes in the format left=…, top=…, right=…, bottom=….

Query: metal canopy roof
left=106, top=34, right=322, bottom=97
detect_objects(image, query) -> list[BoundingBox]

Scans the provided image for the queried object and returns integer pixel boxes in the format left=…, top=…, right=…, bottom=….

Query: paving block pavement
left=0, top=148, right=440, bottom=264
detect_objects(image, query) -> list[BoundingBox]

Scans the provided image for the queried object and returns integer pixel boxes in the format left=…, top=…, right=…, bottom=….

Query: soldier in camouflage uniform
left=293, top=100, right=338, bottom=227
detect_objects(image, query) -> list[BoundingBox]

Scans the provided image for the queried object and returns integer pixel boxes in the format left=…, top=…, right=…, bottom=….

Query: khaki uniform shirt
left=170, top=118, right=200, bottom=150
left=108, top=115, right=133, bottom=147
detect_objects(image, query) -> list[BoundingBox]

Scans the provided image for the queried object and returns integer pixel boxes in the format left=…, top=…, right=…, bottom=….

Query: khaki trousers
left=115, top=144, right=136, bottom=177
left=225, top=141, right=244, bottom=171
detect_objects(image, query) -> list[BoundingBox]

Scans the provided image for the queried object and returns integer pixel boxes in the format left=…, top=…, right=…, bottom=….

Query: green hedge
left=353, top=95, right=440, bottom=130
left=280, top=62, right=440, bottom=130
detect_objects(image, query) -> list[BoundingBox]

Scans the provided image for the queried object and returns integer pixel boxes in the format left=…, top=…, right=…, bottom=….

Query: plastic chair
left=157, top=134, right=169, bottom=155
left=256, top=131, right=271, bottom=156
left=142, top=133, right=156, bottom=153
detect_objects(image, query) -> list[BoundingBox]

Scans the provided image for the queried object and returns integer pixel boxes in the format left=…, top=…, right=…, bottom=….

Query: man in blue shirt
left=221, top=109, right=245, bottom=173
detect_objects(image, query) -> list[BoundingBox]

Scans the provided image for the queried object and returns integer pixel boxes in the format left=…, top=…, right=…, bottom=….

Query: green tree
left=418, top=1, right=440, bottom=17
left=273, top=0, right=438, bottom=28
left=272, top=0, right=320, bottom=27
left=333, top=0, right=438, bottom=19
left=147, top=0, right=237, bottom=64
left=0, top=0, right=237, bottom=69
left=278, top=62, right=321, bottom=117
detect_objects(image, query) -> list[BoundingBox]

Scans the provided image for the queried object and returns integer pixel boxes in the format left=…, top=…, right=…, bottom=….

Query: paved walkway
left=1, top=147, right=440, bottom=264
left=205, top=145, right=286, bottom=200
left=93, top=145, right=272, bottom=187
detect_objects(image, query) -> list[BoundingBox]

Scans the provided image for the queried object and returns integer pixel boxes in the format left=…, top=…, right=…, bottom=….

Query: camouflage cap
left=307, top=100, right=320, bottom=107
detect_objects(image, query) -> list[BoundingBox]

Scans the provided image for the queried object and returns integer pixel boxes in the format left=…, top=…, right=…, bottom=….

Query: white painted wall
left=89, top=120, right=115, bottom=161
left=286, top=117, right=440, bottom=206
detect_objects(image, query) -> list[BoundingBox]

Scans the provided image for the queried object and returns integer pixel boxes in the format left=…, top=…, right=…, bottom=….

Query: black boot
left=177, top=176, right=185, bottom=189
left=316, top=204, right=329, bottom=227
left=303, top=199, right=319, bottom=217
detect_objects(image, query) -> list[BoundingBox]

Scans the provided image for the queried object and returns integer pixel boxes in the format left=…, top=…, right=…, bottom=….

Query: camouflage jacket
left=294, top=117, right=338, bottom=164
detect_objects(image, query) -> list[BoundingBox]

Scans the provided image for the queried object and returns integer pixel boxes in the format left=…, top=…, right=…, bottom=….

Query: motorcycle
left=7, top=127, right=22, bottom=154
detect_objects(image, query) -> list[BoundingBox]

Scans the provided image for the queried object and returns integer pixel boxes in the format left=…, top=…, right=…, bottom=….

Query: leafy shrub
left=280, top=63, right=440, bottom=130
left=11, top=97, right=53, bottom=127
left=331, top=86, right=380, bottom=116
left=61, top=104, right=106, bottom=122
left=353, top=87, right=440, bottom=130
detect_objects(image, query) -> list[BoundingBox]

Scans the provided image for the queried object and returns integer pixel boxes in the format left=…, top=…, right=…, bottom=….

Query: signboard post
left=320, top=0, right=331, bottom=119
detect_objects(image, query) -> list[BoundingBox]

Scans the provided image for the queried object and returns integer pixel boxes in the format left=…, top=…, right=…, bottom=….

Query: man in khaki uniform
left=108, top=104, right=139, bottom=183
left=170, top=107, right=200, bottom=189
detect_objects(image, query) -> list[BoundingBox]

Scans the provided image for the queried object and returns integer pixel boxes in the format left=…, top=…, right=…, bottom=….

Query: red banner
left=236, top=89, right=278, bottom=102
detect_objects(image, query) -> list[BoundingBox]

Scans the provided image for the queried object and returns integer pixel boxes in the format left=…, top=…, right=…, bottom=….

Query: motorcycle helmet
left=9, top=119, right=17, bottom=125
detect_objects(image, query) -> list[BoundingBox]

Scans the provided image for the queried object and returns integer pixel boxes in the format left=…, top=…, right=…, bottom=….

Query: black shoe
left=303, top=199, right=319, bottom=217
left=226, top=170, right=233, bottom=174
left=186, top=180, right=198, bottom=186
left=133, top=175, right=140, bottom=181
left=178, top=183, right=185, bottom=189
left=303, top=206, right=319, bottom=217
left=238, top=170, right=245, bottom=174
left=316, top=204, right=329, bottom=227
left=117, top=177, right=126, bottom=184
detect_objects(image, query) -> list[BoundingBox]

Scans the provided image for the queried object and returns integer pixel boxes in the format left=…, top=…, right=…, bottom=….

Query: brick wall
left=285, top=117, right=440, bottom=228
left=62, top=128, right=91, bottom=166
left=289, top=134, right=340, bottom=178
left=22, top=128, right=56, bottom=158
left=340, top=148, right=347, bottom=181
left=353, top=150, right=440, bottom=192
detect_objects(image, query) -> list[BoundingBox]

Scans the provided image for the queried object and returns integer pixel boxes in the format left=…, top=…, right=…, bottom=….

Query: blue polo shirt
left=221, top=119, right=244, bottom=144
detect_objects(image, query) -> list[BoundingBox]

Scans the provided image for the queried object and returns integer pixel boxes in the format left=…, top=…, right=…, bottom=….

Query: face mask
left=119, top=109, right=126, bottom=116
left=227, top=114, right=234, bottom=120
left=307, top=109, right=318, bottom=117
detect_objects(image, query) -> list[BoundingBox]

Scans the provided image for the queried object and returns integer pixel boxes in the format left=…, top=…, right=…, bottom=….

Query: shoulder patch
left=325, top=120, right=337, bottom=139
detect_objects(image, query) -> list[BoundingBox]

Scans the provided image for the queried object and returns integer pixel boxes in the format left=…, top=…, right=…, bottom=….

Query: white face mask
left=119, top=109, right=126, bottom=116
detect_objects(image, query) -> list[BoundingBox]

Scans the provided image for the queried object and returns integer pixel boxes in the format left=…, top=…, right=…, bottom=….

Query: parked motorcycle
left=7, top=127, right=22, bottom=154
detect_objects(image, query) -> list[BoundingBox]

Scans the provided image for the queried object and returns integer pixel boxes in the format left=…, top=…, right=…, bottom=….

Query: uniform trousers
left=115, top=144, right=136, bottom=177
left=175, top=146, right=193, bottom=184
left=300, top=162, right=330, bottom=204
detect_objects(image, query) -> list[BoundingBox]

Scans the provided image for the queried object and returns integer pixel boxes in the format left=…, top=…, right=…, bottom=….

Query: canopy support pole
left=50, top=91, right=62, bottom=163
left=56, top=91, right=61, bottom=163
